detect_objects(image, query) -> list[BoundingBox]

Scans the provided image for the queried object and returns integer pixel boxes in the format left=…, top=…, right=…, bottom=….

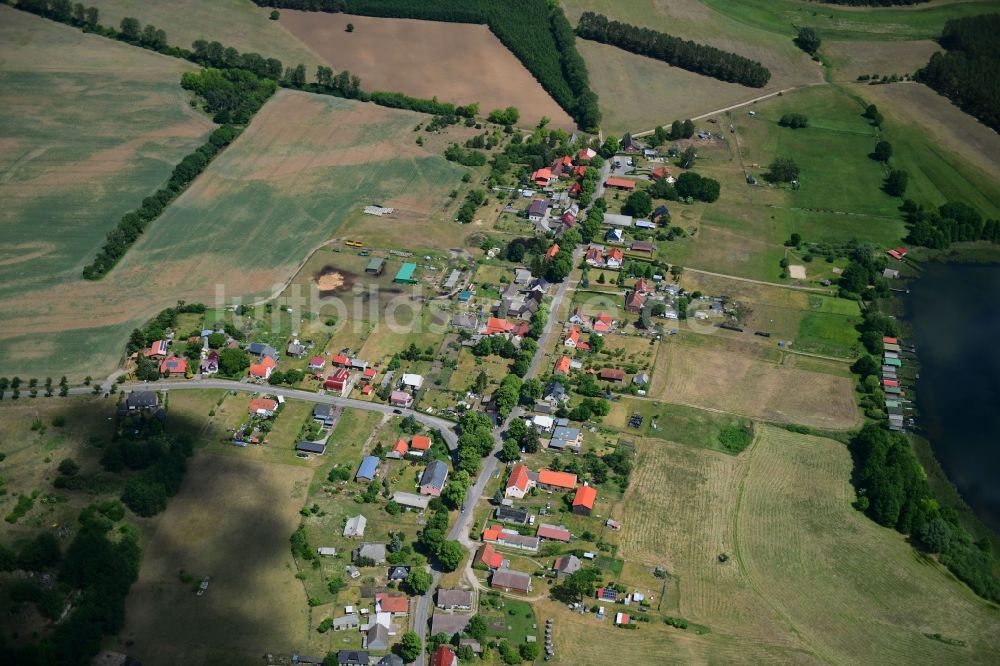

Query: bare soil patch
left=788, top=264, right=806, bottom=280
left=276, top=11, right=573, bottom=128
left=314, top=265, right=354, bottom=295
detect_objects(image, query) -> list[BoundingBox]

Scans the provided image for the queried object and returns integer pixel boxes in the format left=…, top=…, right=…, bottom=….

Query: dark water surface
left=906, top=262, right=1000, bottom=532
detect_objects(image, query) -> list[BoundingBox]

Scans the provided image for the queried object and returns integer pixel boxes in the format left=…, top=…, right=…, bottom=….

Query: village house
left=482, top=524, right=540, bottom=552
left=352, top=542, right=387, bottom=565
left=248, top=398, right=278, bottom=418
left=604, top=213, right=633, bottom=228
left=430, top=645, right=459, bottom=666
left=388, top=566, right=410, bottom=582
left=537, top=469, right=578, bottom=493
left=125, top=391, right=158, bottom=411
left=401, top=373, right=424, bottom=390
left=651, top=165, right=673, bottom=181
left=375, top=592, right=409, bottom=617
left=475, top=543, right=504, bottom=570
left=356, top=456, right=379, bottom=482
left=605, top=228, right=624, bottom=243
left=343, top=514, right=367, bottom=538
left=410, top=434, right=432, bottom=456
left=436, top=589, right=474, bottom=611
left=631, top=240, right=655, bottom=254
left=419, top=460, right=449, bottom=497
left=599, top=368, right=626, bottom=383
left=505, top=464, right=537, bottom=499
left=554, top=554, right=582, bottom=580
left=387, top=438, right=409, bottom=459
left=364, top=624, right=389, bottom=652
left=563, top=326, right=581, bottom=348
left=247, top=342, right=277, bottom=360
left=537, top=523, right=571, bottom=543
left=332, top=614, right=360, bottom=632
left=545, top=243, right=560, bottom=260
left=337, top=650, right=369, bottom=666
left=296, top=441, right=326, bottom=455
left=625, top=290, right=645, bottom=313
left=199, top=351, right=219, bottom=375
left=286, top=340, right=306, bottom=358
left=145, top=339, right=169, bottom=360
left=530, top=168, right=553, bottom=187
left=324, top=368, right=351, bottom=395
left=585, top=245, right=604, bottom=267
left=549, top=425, right=583, bottom=453
left=308, top=356, right=326, bottom=372
left=313, top=404, right=336, bottom=426
left=573, top=485, right=597, bottom=516
left=553, top=355, right=571, bottom=375
left=491, top=568, right=532, bottom=594
left=495, top=505, right=529, bottom=526
left=620, top=132, right=643, bottom=153
left=393, top=492, right=431, bottom=512
left=249, top=355, right=276, bottom=380
left=160, top=356, right=187, bottom=376
left=605, top=248, right=624, bottom=269
left=578, top=147, right=597, bottom=161
left=390, top=391, right=413, bottom=408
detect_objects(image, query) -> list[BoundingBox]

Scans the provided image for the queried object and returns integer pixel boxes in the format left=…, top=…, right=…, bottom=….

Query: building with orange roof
left=505, top=464, right=536, bottom=498
left=249, top=398, right=278, bottom=417
left=249, top=355, right=276, bottom=380
left=537, top=469, right=578, bottom=492
left=605, top=247, right=624, bottom=268
left=573, top=485, right=597, bottom=515
left=145, top=340, right=168, bottom=359
left=160, top=356, right=188, bottom=376
left=475, top=543, right=503, bottom=570
left=651, top=166, right=673, bottom=181
left=578, top=147, right=597, bottom=162
left=410, top=435, right=432, bottom=456
left=530, top=167, right=553, bottom=187
left=430, top=645, right=458, bottom=666
left=605, top=177, right=637, bottom=191
left=545, top=243, right=560, bottom=260
left=388, top=438, right=409, bottom=459
left=482, top=524, right=503, bottom=543
left=563, top=326, right=581, bottom=348
left=553, top=355, right=571, bottom=376
left=484, top=317, right=515, bottom=336
left=593, top=312, right=614, bottom=333
left=375, top=591, right=410, bottom=615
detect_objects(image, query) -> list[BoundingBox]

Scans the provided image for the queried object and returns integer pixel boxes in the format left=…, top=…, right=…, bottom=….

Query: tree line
left=817, top=0, right=928, bottom=5
left=916, top=13, right=1000, bottom=132
left=82, top=125, right=243, bottom=279
left=575, top=12, right=771, bottom=88
left=903, top=199, right=1000, bottom=249
left=252, top=0, right=602, bottom=129
left=850, top=423, right=1000, bottom=602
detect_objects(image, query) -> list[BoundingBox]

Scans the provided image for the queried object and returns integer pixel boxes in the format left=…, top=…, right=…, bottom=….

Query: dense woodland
left=903, top=200, right=1000, bottom=249
left=917, top=13, right=1000, bottom=132
left=252, top=0, right=602, bottom=129
left=575, top=12, right=771, bottom=88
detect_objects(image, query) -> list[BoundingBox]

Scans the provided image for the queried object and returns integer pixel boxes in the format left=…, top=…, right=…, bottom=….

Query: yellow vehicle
left=344, top=240, right=364, bottom=248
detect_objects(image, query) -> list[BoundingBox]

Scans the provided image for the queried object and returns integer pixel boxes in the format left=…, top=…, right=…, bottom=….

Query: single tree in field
left=795, top=27, right=821, bottom=55
left=884, top=169, right=909, bottom=197
left=765, top=157, right=800, bottom=183
left=269, top=10, right=280, bottom=20
left=346, top=23, right=354, bottom=33
left=872, top=140, right=893, bottom=163
left=679, top=146, right=697, bottom=169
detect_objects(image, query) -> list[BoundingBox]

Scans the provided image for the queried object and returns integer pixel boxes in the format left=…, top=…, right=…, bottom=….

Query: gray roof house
left=125, top=391, right=158, bottom=411
left=554, top=554, right=582, bottom=580
left=247, top=342, right=277, bottom=359
left=633, top=373, right=649, bottom=386
left=364, top=623, right=389, bottom=651
left=543, top=381, right=567, bottom=403
left=332, top=614, right=360, bottom=631
left=549, top=426, right=582, bottom=453
left=376, top=656, right=404, bottom=666
left=419, top=460, right=449, bottom=496
left=287, top=341, right=306, bottom=357
left=495, top=506, right=529, bottom=525
left=436, top=588, right=474, bottom=611
left=431, top=612, right=473, bottom=636
left=337, top=651, right=369, bottom=666
left=352, top=542, right=387, bottom=565
left=313, top=404, right=335, bottom=426
left=388, top=566, right=410, bottom=582
left=344, top=514, right=367, bottom=538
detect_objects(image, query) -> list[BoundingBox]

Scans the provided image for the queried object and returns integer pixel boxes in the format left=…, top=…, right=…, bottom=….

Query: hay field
left=87, top=0, right=324, bottom=72
left=824, top=39, right=940, bottom=82
left=858, top=83, right=1000, bottom=215
left=650, top=340, right=858, bottom=429
left=0, top=7, right=212, bottom=375
left=278, top=11, right=573, bottom=128
left=572, top=426, right=1000, bottom=664
left=0, top=88, right=465, bottom=379
left=123, top=452, right=313, bottom=666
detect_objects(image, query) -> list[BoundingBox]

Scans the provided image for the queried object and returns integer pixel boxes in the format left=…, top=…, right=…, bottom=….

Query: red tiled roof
left=651, top=166, right=672, bottom=180
left=430, top=645, right=457, bottom=666
left=545, top=243, right=560, bottom=259
left=476, top=544, right=503, bottom=569
left=606, top=248, right=624, bottom=262
left=309, top=356, right=325, bottom=366
left=159, top=356, right=187, bottom=374
left=531, top=167, right=552, bottom=183
left=605, top=177, right=636, bottom=190
left=565, top=326, right=580, bottom=344
left=537, top=469, right=577, bottom=490
left=554, top=356, right=571, bottom=375
left=599, top=368, right=625, bottom=381
left=507, top=464, right=532, bottom=492
left=376, top=592, right=409, bottom=614
left=537, top=524, right=571, bottom=541
left=393, top=438, right=409, bottom=455
left=482, top=524, right=502, bottom=542
left=249, top=398, right=277, bottom=413
left=573, top=485, right=597, bottom=510
left=332, top=355, right=349, bottom=366
left=485, top=317, right=515, bottom=336
left=411, top=435, right=432, bottom=450
left=363, top=368, right=376, bottom=378
left=883, top=336, right=898, bottom=344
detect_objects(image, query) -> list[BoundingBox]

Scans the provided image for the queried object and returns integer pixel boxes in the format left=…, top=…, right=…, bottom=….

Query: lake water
left=906, top=262, right=1000, bottom=532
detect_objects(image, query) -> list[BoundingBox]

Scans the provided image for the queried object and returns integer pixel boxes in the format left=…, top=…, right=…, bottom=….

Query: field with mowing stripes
left=546, top=426, right=1000, bottom=663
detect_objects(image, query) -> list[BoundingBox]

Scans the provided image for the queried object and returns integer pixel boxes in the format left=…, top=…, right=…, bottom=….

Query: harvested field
left=0, top=87, right=465, bottom=379
left=88, top=0, right=324, bottom=72
left=278, top=11, right=573, bottom=128
left=579, top=426, right=1000, bottom=664
left=650, top=340, right=858, bottom=429
left=123, top=452, right=312, bottom=665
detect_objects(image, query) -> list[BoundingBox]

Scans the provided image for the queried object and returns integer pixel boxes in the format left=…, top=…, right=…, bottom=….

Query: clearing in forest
left=277, top=11, right=573, bottom=128
left=0, top=86, right=465, bottom=379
